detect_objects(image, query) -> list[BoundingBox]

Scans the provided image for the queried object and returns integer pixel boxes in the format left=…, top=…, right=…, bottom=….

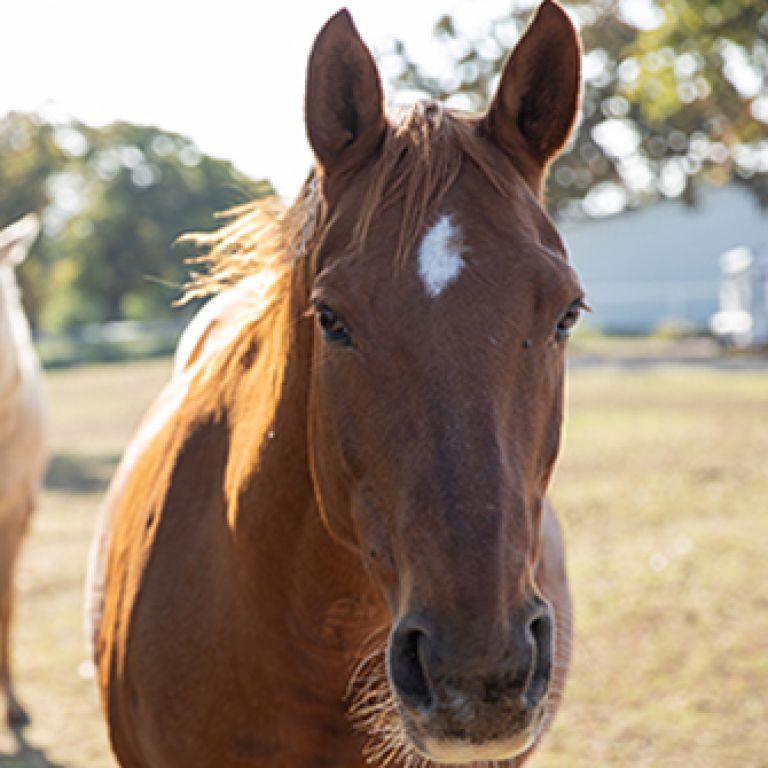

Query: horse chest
left=115, top=613, right=369, bottom=768
left=106, top=495, right=376, bottom=768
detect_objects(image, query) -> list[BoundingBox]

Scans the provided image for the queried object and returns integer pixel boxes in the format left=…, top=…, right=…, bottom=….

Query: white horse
left=0, top=214, right=46, bottom=726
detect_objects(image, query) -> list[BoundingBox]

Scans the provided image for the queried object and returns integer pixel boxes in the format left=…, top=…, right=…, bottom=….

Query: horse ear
left=483, top=0, right=581, bottom=193
left=305, top=9, right=386, bottom=176
left=0, top=214, right=40, bottom=267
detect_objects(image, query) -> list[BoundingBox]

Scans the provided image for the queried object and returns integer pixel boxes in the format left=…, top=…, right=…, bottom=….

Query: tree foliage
left=0, top=113, right=272, bottom=330
left=387, top=0, right=768, bottom=218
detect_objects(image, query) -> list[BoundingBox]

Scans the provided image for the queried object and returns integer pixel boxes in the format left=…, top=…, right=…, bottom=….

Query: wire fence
left=36, top=319, right=187, bottom=368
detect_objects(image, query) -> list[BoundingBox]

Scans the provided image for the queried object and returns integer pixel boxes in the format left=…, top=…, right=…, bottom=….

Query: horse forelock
left=181, top=100, right=521, bottom=312
left=352, top=101, right=521, bottom=265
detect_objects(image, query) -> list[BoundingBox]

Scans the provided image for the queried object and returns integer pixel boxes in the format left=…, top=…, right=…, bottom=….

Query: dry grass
left=0, top=357, right=766, bottom=767
left=543, top=366, right=768, bottom=768
left=1, top=359, right=170, bottom=768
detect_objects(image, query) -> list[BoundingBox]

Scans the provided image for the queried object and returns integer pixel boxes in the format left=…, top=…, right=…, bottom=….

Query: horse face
left=0, top=214, right=39, bottom=324
left=305, top=5, right=582, bottom=763
left=0, top=214, right=39, bottom=269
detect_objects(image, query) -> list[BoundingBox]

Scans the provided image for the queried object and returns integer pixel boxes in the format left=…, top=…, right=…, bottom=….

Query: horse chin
left=401, top=714, right=540, bottom=766
left=410, top=732, right=536, bottom=766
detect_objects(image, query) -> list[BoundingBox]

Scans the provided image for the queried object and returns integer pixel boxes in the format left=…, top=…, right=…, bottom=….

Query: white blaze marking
left=417, top=214, right=465, bottom=297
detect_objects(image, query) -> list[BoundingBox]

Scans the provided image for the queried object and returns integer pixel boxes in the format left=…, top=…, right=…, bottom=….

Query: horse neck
left=0, top=267, right=37, bottom=412
left=223, top=289, right=387, bottom=667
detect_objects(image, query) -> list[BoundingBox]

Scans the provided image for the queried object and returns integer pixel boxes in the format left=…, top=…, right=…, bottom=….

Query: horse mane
left=173, top=100, right=527, bottom=407
left=181, top=101, right=518, bottom=315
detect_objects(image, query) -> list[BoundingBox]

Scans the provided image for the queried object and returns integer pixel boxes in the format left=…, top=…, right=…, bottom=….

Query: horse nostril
left=523, top=610, right=553, bottom=710
left=389, top=625, right=433, bottom=712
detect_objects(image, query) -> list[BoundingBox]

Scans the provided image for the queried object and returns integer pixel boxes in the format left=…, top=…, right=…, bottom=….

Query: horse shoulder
left=89, top=368, right=261, bottom=767
left=85, top=370, right=197, bottom=659
left=526, top=499, right=572, bottom=762
left=89, top=278, right=274, bottom=657
left=536, top=500, right=571, bottom=645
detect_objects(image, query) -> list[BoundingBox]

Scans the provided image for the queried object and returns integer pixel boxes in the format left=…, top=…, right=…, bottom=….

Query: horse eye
left=555, top=301, right=582, bottom=342
left=314, top=302, right=352, bottom=346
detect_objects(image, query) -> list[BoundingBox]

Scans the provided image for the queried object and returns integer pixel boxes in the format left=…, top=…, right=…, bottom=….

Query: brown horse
left=88, top=3, right=583, bottom=765
left=0, top=214, right=46, bottom=727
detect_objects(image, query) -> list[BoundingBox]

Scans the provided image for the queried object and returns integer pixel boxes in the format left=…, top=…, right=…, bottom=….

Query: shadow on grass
left=44, top=453, right=121, bottom=495
left=0, top=724, right=67, bottom=768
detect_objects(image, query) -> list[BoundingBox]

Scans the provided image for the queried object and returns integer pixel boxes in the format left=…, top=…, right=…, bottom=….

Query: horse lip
left=397, top=703, right=543, bottom=765
left=410, top=726, right=537, bottom=764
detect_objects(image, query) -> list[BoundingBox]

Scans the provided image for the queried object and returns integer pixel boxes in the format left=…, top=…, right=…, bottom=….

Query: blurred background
left=1, top=0, right=766, bottom=766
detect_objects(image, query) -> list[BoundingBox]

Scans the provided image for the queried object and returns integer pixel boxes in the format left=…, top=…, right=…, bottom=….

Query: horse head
left=0, top=214, right=39, bottom=269
left=304, top=3, right=583, bottom=763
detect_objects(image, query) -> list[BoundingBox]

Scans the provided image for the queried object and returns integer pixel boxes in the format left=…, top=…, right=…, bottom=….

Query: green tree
left=387, top=0, right=768, bottom=217
left=0, top=112, right=273, bottom=330
left=60, top=121, right=272, bottom=326
left=0, top=114, right=70, bottom=322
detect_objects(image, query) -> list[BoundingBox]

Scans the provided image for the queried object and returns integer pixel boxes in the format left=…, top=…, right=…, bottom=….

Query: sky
left=1, top=0, right=521, bottom=198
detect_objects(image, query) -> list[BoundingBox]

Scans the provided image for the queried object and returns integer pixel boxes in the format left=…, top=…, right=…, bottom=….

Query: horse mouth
left=398, top=704, right=545, bottom=765
left=346, top=630, right=550, bottom=766
left=406, top=728, right=538, bottom=765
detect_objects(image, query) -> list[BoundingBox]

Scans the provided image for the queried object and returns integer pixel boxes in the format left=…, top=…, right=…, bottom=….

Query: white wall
left=560, top=185, right=768, bottom=333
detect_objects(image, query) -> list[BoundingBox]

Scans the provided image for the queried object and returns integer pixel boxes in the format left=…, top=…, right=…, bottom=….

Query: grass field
left=1, top=356, right=766, bottom=767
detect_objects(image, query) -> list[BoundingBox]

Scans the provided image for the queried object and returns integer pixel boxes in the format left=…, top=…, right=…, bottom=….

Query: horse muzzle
left=386, top=600, right=553, bottom=763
